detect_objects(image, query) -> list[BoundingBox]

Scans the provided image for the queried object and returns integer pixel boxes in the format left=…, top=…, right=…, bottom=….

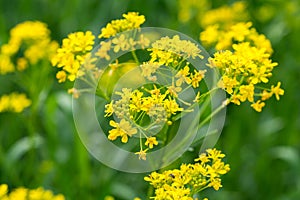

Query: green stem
left=198, top=102, right=226, bottom=129
left=131, top=51, right=140, bottom=65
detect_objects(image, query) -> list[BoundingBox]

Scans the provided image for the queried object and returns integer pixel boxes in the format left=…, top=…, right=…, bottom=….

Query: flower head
left=271, top=82, right=284, bottom=100
left=108, top=119, right=137, bottom=143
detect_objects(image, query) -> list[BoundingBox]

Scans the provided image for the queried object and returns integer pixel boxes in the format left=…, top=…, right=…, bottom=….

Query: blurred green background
left=0, top=0, right=300, bottom=199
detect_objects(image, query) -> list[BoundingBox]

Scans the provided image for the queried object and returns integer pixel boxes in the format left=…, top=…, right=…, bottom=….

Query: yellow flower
left=175, top=65, right=191, bottom=86
left=261, top=90, right=272, bottom=101
left=112, top=34, right=130, bottom=52
left=150, top=35, right=203, bottom=62
left=104, top=196, right=115, bottom=200
left=140, top=62, right=161, bottom=81
left=206, top=148, right=225, bottom=160
left=129, top=90, right=144, bottom=112
left=108, top=119, right=137, bottom=143
left=0, top=185, right=65, bottom=200
left=67, top=88, right=80, bottom=99
left=167, top=84, right=182, bottom=98
left=98, top=12, right=145, bottom=39
left=271, top=82, right=284, bottom=100
left=217, top=75, right=239, bottom=94
left=163, top=99, right=183, bottom=117
left=200, top=24, right=220, bottom=47
left=200, top=1, right=249, bottom=28
left=0, top=54, right=14, bottom=74
left=251, top=100, right=265, bottom=112
left=0, top=21, right=57, bottom=75
left=104, top=101, right=114, bottom=117
left=190, top=69, right=206, bottom=88
left=239, top=84, right=255, bottom=102
left=95, top=41, right=111, bottom=60
left=145, top=148, right=230, bottom=199
left=0, top=184, right=8, bottom=197
left=0, top=93, right=31, bottom=113
left=135, top=149, right=148, bottom=160
left=56, top=71, right=67, bottom=83
left=52, top=31, right=95, bottom=83
left=137, top=34, right=150, bottom=49
left=229, top=22, right=252, bottom=42
left=145, top=137, right=158, bottom=149
left=16, top=57, right=28, bottom=71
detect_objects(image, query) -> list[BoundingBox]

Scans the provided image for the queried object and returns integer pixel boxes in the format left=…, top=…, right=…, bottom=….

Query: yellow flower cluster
left=0, top=93, right=31, bottom=113
left=52, top=12, right=148, bottom=86
left=200, top=2, right=249, bottom=28
left=149, top=35, right=204, bottom=66
left=0, top=184, right=65, bottom=200
left=51, top=31, right=96, bottom=82
left=200, top=22, right=273, bottom=52
left=100, top=33, right=207, bottom=159
left=105, top=85, right=186, bottom=159
left=177, top=0, right=248, bottom=31
left=98, top=12, right=145, bottom=39
left=96, top=33, right=150, bottom=61
left=144, top=149, right=230, bottom=199
left=0, top=21, right=58, bottom=74
left=204, top=23, right=284, bottom=112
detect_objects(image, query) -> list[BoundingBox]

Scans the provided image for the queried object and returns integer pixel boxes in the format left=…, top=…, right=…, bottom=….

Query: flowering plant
left=50, top=9, right=284, bottom=199
left=0, top=21, right=58, bottom=113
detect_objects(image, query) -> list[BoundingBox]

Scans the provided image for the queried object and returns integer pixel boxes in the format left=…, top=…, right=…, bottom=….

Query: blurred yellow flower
left=0, top=93, right=31, bottom=113
left=0, top=184, right=65, bottom=200
left=0, top=21, right=58, bottom=74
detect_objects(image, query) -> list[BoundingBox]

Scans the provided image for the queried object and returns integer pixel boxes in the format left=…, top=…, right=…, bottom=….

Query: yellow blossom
left=271, top=82, right=284, bottom=100
left=261, top=90, right=272, bottom=101
left=0, top=184, right=65, bottom=200
left=0, top=93, right=31, bottom=113
left=112, top=34, right=130, bottom=52
left=175, top=65, right=191, bottom=86
left=145, top=149, right=230, bottom=199
left=190, top=69, right=206, bottom=88
left=67, top=88, right=80, bottom=99
left=135, top=149, right=148, bottom=160
left=145, top=137, right=158, bottom=149
left=140, top=62, right=161, bottom=81
left=251, top=100, right=265, bottom=112
left=200, top=25, right=220, bottom=47
left=51, top=31, right=95, bottom=83
left=95, top=41, right=111, bottom=60
left=0, top=21, right=58, bottom=74
left=200, top=1, right=249, bottom=28
left=239, top=84, right=255, bottom=102
left=108, top=119, right=137, bottom=143
left=163, top=99, right=183, bottom=117
left=104, top=101, right=114, bottom=117
left=98, top=12, right=145, bottom=39
left=0, top=184, right=8, bottom=197
left=0, top=54, right=14, bottom=74
left=56, top=71, right=67, bottom=83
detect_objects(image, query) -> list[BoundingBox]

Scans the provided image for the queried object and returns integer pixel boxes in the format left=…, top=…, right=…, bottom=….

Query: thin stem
left=198, top=103, right=226, bottom=129
left=131, top=51, right=140, bottom=65
left=172, top=87, right=218, bottom=121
